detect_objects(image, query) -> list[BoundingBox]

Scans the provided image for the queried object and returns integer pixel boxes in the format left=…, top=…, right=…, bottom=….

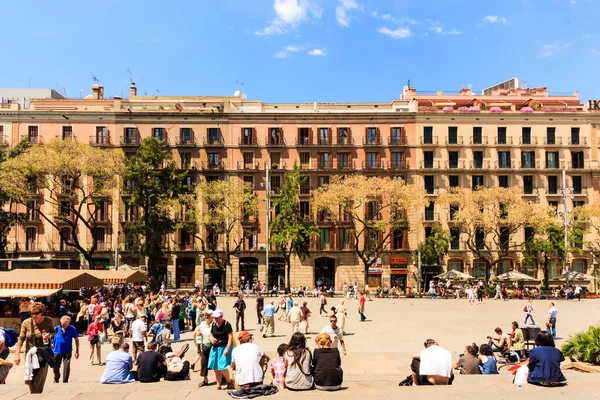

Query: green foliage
left=417, top=223, right=451, bottom=266
left=270, top=166, right=318, bottom=288
left=561, top=325, right=600, bottom=365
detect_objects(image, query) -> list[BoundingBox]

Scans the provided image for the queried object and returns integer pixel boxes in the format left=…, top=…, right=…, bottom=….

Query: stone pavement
left=1, top=295, right=599, bottom=399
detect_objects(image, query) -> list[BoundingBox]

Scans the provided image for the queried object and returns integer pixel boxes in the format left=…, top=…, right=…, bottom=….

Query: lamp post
left=560, top=170, right=572, bottom=289
left=265, top=163, right=270, bottom=289
left=114, top=231, right=120, bottom=270
left=417, top=240, right=422, bottom=294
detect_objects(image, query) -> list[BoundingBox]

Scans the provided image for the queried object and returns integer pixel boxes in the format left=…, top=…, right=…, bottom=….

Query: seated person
left=454, top=344, right=480, bottom=375
left=156, top=322, right=172, bottom=355
left=136, top=341, right=167, bottom=382
left=231, top=331, right=269, bottom=388
left=487, top=327, right=510, bottom=353
left=164, top=347, right=191, bottom=381
left=313, top=333, right=343, bottom=390
left=268, top=343, right=287, bottom=389
left=100, top=343, right=135, bottom=384
left=297, top=287, right=305, bottom=297
left=478, top=344, right=499, bottom=374
left=527, top=331, right=566, bottom=386
left=411, top=339, right=453, bottom=385
left=375, top=287, right=382, bottom=298
left=510, top=321, right=526, bottom=359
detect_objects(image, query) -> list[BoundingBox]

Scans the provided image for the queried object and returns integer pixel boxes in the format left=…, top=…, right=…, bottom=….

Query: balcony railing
left=388, top=136, right=408, bottom=146
left=362, top=160, right=385, bottom=170
left=95, top=242, right=112, bottom=251
left=519, top=137, right=539, bottom=145
left=175, top=136, right=196, bottom=146
left=0, top=135, right=8, bottom=147
left=543, top=137, right=563, bottom=146
left=420, top=160, right=441, bottom=169
left=445, top=160, right=466, bottom=170
left=119, top=212, right=139, bottom=222
left=94, top=210, right=111, bottom=223
left=336, top=136, right=354, bottom=146
left=569, top=137, right=587, bottom=146
left=89, top=135, right=111, bottom=146
left=420, top=136, right=438, bottom=145
left=424, top=186, right=439, bottom=196
left=53, top=242, right=75, bottom=252
left=22, top=135, right=43, bottom=145
left=296, top=137, right=314, bottom=146
left=179, top=161, right=198, bottom=170
left=388, top=160, right=409, bottom=170
left=57, top=133, right=75, bottom=141
left=470, top=137, right=488, bottom=145
left=237, top=161, right=262, bottom=170
left=494, top=161, right=515, bottom=169
left=520, top=161, right=540, bottom=169
left=494, top=137, right=514, bottom=145
left=568, top=162, right=586, bottom=170
left=269, top=162, right=287, bottom=171
left=202, top=161, right=225, bottom=170
left=572, top=187, right=588, bottom=196
left=265, top=136, right=286, bottom=146
left=522, top=187, right=538, bottom=196
left=545, top=161, right=566, bottom=170
left=422, top=212, right=440, bottom=222
left=204, top=136, right=224, bottom=146
left=24, top=212, right=42, bottom=223
left=239, top=137, right=258, bottom=146
left=22, top=241, right=41, bottom=252
left=317, top=160, right=334, bottom=170
left=445, top=137, right=463, bottom=145
left=53, top=214, right=75, bottom=224
left=337, top=160, right=355, bottom=171
left=469, top=160, right=491, bottom=170
left=120, top=135, right=141, bottom=146
left=363, top=136, right=382, bottom=146
left=176, top=242, right=195, bottom=251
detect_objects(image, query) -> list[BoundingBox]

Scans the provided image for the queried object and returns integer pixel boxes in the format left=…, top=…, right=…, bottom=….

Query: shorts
left=133, top=341, right=145, bottom=354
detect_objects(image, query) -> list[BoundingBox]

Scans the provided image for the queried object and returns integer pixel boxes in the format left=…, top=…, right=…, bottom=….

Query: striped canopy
left=0, top=269, right=104, bottom=290
left=86, top=270, right=148, bottom=284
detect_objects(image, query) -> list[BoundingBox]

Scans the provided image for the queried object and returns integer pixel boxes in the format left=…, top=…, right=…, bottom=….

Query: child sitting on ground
left=269, top=343, right=287, bottom=389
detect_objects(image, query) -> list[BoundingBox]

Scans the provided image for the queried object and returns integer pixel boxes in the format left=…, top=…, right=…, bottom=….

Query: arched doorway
left=315, top=257, right=335, bottom=288
left=176, top=257, right=195, bottom=289
left=239, top=257, right=259, bottom=287
left=268, top=257, right=285, bottom=290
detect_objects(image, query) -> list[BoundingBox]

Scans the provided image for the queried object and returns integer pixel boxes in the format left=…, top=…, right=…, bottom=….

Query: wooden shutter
left=240, top=127, right=244, bottom=143
left=365, top=127, right=368, bottom=144
left=376, top=127, right=381, bottom=143
left=252, top=128, right=257, bottom=144
left=377, top=153, right=381, bottom=168
left=309, top=128, right=313, bottom=144
left=348, top=127, right=352, bottom=143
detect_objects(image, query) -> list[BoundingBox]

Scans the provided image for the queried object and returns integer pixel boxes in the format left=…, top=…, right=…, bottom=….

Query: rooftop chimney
left=91, top=84, right=104, bottom=100
left=129, top=83, right=137, bottom=98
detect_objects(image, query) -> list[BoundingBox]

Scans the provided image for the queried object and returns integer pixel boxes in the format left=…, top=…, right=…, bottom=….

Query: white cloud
left=336, top=0, right=359, bottom=28
left=274, top=50, right=289, bottom=58
left=371, top=9, right=378, bottom=18
left=256, top=0, right=322, bottom=36
left=285, top=45, right=301, bottom=52
left=308, top=48, right=326, bottom=56
left=570, top=0, right=576, bottom=4
left=378, top=26, right=412, bottom=39
left=274, top=44, right=304, bottom=58
left=590, top=49, right=600, bottom=55
left=540, top=42, right=571, bottom=58
left=483, top=15, right=508, bottom=24
left=429, top=25, right=460, bottom=35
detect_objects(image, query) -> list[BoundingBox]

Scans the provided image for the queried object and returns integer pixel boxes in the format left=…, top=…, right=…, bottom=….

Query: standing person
left=233, top=294, right=246, bottom=332
left=14, top=302, right=55, bottom=394
left=285, top=294, right=293, bottom=318
left=358, top=291, right=366, bottom=322
left=334, top=301, right=347, bottom=333
left=123, top=298, right=135, bottom=337
left=110, top=313, right=126, bottom=351
left=313, top=333, right=343, bottom=391
left=353, top=282, right=358, bottom=299
left=319, top=292, right=327, bottom=315
left=546, top=302, right=558, bottom=340
left=467, top=286, right=476, bottom=305
left=171, top=299, right=181, bottom=341
left=18, top=298, right=32, bottom=323
left=76, top=299, right=89, bottom=334
left=192, top=309, right=214, bottom=387
left=320, top=316, right=347, bottom=357
left=262, top=300, right=276, bottom=338
left=207, top=309, right=234, bottom=390
left=189, top=298, right=198, bottom=331
left=52, top=316, right=79, bottom=383
left=256, top=292, right=264, bottom=325
left=300, top=301, right=311, bottom=334
left=288, top=302, right=303, bottom=333
left=86, top=315, right=104, bottom=366
left=283, top=333, right=314, bottom=391
left=574, top=285, right=582, bottom=301
left=364, top=283, right=371, bottom=301
left=477, top=285, right=484, bottom=304
left=494, top=283, right=501, bottom=300
left=130, top=315, right=147, bottom=363
left=524, top=299, right=535, bottom=325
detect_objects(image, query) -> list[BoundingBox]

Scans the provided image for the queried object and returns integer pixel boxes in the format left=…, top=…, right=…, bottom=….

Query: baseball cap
left=204, top=309, right=214, bottom=315
left=237, top=331, right=252, bottom=341
left=213, top=309, right=224, bottom=318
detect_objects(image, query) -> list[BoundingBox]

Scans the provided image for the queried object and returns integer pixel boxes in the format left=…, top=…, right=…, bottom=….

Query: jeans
left=547, top=318, right=556, bottom=339
left=524, top=313, right=535, bottom=325
left=53, top=352, right=72, bottom=383
left=359, top=311, right=366, bottom=321
left=172, top=319, right=180, bottom=341
left=236, top=311, right=245, bottom=331
left=488, top=340, right=505, bottom=353
left=257, top=308, right=263, bottom=324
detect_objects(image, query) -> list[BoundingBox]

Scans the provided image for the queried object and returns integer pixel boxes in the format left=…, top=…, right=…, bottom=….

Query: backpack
left=1, top=328, right=18, bottom=347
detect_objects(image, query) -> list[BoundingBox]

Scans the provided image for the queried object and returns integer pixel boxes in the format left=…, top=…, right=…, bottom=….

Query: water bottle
left=42, top=329, right=49, bottom=345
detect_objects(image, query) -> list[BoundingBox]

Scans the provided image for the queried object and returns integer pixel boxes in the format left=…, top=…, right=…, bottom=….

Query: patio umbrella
left=496, top=270, right=538, bottom=282
left=434, top=269, right=474, bottom=280
left=559, top=271, right=594, bottom=281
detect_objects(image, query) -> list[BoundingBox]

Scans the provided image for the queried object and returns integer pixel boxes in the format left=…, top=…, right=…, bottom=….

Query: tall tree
left=439, top=187, right=556, bottom=286
left=193, top=178, right=258, bottom=289
left=0, top=139, right=125, bottom=266
left=270, top=167, right=318, bottom=289
left=523, top=222, right=565, bottom=289
left=418, top=222, right=451, bottom=267
left=313, top=175, right=427, bottom=286
left=123, top=137, right=187, bottom=281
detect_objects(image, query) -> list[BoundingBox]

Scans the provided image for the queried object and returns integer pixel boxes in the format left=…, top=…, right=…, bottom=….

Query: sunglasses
left=330, top=320, right=337, bottom=323
left=31, top=312, right=41, bottom=316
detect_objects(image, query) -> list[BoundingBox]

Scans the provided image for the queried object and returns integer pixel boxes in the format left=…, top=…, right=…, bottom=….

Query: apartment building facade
left=0, top=82, right=598, bottom=290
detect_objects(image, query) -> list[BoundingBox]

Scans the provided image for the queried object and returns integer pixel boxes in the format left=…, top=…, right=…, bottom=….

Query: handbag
left=523, top=305, right=528, bottom=312
left=112, top=334, right=122, bottom=345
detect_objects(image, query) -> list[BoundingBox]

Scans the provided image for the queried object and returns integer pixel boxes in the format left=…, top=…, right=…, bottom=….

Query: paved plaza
left=2, top=295, right=600, bottom=399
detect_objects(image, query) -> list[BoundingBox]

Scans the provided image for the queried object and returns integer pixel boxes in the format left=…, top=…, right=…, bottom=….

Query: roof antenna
left=92, top=76, right=99, bottom=84
left=127, top=69, right=134, bottom=85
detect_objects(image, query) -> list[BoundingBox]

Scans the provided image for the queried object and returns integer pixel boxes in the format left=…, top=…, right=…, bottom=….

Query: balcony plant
left=521, top=107, right=533, bottom=113
left=468, top=106, right=481, bottom=113
left=490, top=107, right=503, bottom=113
left=418, top=106, right=439, bottom=112
left=442, top=106, right=454, bottom=113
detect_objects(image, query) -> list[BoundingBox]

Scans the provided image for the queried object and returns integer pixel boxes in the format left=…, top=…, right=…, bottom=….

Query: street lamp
left=417, top=240, right=422, bottom=294
left=560, top=170, right=573, bottom=289
left=265, top=163, right=271, bottom=289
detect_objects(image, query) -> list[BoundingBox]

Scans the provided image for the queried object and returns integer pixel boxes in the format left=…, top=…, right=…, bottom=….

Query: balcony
left=94, top=211, right=111, bottom=223
left=572, top=187, right=588, bottom=196
left=546, top=187, right=560, bottom=196
left=202, top=161, right=225, bottom=170
left=545, top=161, right=566, bottom=170
left=420, top=136, right=438, bottom=145
left=119, top=212, right=138, bottom=223
left=89, top=135, right=112, bottom=146
left=237, top=161, right=262, bottom=170
left=519, top=137, right=539, bottom=145
left=494, top=137, right=514, bottom=145
left=178, top=161, right=198, bottom=170
left=269, top=162, right=288, bottom=171
left=445, top=137, right=464, bottom=146
left=469, top=160, right=491, bottom=170
left=23, top=211, right=42, bottom=223
left=175, top=242, right=195, bottom=252
left=568, top=162, right=586, bottom=170
left=569, top=137, right=587, bottom=146
left=520, top=161, right=540, bottom=170
left=265, top=136, right=286, bottom=147
left=296, top=137, right=314, bottom=146
left=204, top=135, right=224, bottom=146
left=337, top=160, right=356, bottom=171
left=470, top=137, right=488, bottom=145
left=95, top=242, right=112, bottom=251
left=362, top=160, right=385, bottom=170
left=0, top=135, right=8, bottom=147
left=445, top=160, right=466, bottom=170
left=175, top=136, right=196, bottom=146
left=494, top=161, right=515, bottom=170
left=363, top=136, right=383, bottom=146
left=388, top=136, right=408, bottom=146
left=53, top=214, right=76, bottom=224
left=522, top=187, right=538, bottom=196
left=388, top=160, right=409, bottom=171
left=543, top=137, right=563, bottom=146
left=336, top=136, right=354, bottom=146
left=53, top=242, right=76, bottom=252
left=424, top=186, right=439, bottom=196
left=22, top=135, right=43, bottom=145
left=311, top=239, right=336, bottom=251
left=120, top=135, right=141, bottom=146
left=420, top=160, right=441, bottom=169
left=423, top=212, right=440, bottom=222
left=239, top=137, right=259, bottom=146
left=316, top=160, right=334, bottom=171
left=22, top=241, right=41, bottom=252
left=56, top=133, right=75, bottom=141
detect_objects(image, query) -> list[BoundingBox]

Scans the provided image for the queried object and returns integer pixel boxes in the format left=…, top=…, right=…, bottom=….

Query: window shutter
left=252, top=128, right=257, bottom=144
left=330, top=228, right=336, bottom=250
left=376, top=127, right=381, bottom=141
left=365, top=127, right=368, bottom=142
left=309, top=128, right=313, bottom=144
left=377, top=153, right=381, bottom=168
left=347, top=127, right=352, bottom=142
left=240, top=127, right=244, bottom=142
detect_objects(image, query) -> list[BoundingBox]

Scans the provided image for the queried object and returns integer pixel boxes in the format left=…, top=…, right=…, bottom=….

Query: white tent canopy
left=560, top=271, right=594, bottom=281
left=434, top=269, right=474, bottom=280
left=496, top=270, right=539, bottom=282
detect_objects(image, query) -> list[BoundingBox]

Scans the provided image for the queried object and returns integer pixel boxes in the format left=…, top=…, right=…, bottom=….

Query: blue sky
left=1, top=0, right=598, bottom=103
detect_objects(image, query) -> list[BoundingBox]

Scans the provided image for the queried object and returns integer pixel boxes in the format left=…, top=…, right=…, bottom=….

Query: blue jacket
left=527, top=346, right=566, bottom=384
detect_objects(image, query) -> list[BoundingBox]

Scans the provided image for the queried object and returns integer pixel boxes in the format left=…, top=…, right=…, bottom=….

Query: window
left=270, top=175, right=281, bottom=192
left=338, top=127, right=350, bottom=145
left=450, top=227, right=460, bottom=250
left=94, top=227, right=106, bottom=244
left=549, top=259, right=561, bottom=278
left=391, top=127, right=404, bottom=145
left=208, top=127, right=220, bottom=144
left=367, top=229, right=379, bottom=249
left=449, top=204, right=459, bottom=220
left=472, top=127, right=482, bottom=144
left=299, top=201, right=310, bottom=219
left=26, top=200, right=38, bottom=221
left=298, top=128, right=311, bottom=145
left=319, top=152, right=331, bottom=169
left=572, top=259, right=587, bottom=274
left=270, top=152, right=281, bottom=169
left=183, top=176, right=193, bottom=193
left=96, top=126, right=108, bottom=144
left=243, top=152, right=253, bottom=168
left=319, top=229, right=330, bottom=250
left=242, top=127, right=254, bottom=145
left=152, top=127, right=164, bottom=140
left=59, top=227, right=71, bottom=251
left=521, top=151, right=536, bottom=168
left=59, top=200, right=70, bottom=217
left=475, top=229, right=485, bottom=249
left=180, top=152, right=192, bottom=169
left=523, top=176, right=534, bottom=194
left=572, top=176, right=582, bottom=194
left=448, top=126, right=458, bottom=144
left=498, top=151, right=511, bottom=168
left=448, top=259, right=463, bottom=272
left=424, top=226, right=432, bottom=239
left=571, top=127, right=580, bottom=145
left=299, top=152, right=310, bottom=168
left=525, top=227, right=535, bottom=243
left=180, top=128, right=192, bottom=144
left=472, top=175, right=484, bottom=190
left=318, top=176, right=329, bottom=188
left=498, top=175, right=509, bottom=188
left=545, top=151, right=559, bottom=169
left=473, top=151, right=483, bottom=168
left=500, top=227, right=510, bottom=251
left=338, top=153, right=350, bottom=169
left=449, top=175, right=459, bottom=188
left=269, top=128, right=282, bottom=145
left=571, top=151, right=584, bottom=169
left=546, top=127, right=556, bottom=145
left=548, top=200, right=559, bottom=209
left=497, top=127, right=507, bottom=144
left=243, top=176, right=254, bottom=190
left=498, top=259, right=511, bottom=275
left=319, top=128, right=330, bottom=145
left=424, top=202, right=435, bottom=221
left=392, top=229, right=404, bottom=250
left=474, top=260, right=486, bottom=278
left=124, top=127, right=137, bottom=144
left=547, top=176, right=558, bottom=194
left=339, top=228, right=350, bottom=250
left=573, top=200, right=585, bottom=209
left=391, top=152, right=403, bottom=169
left=366, top=152, right=378, bottom=168
left=424, top=176, right=435, bottom=194
left=423, top=151, right=434, bottom=168
left=28, top=126, right=39, bottom=142
left=423, top=126, right=433, bottom=144
left=243, top=228, right=255, bottom=250
left=448, top=151, right=458, bottom=168
left=366, top=127, right=378, bottom=144
left=208, top=153, right=220, bottom=168
left=522, top=127, right=531, bottom=145
left=367, top=201, right=379, bottom=220
left=62, top=126, right=73, bottom=140
left=25, top=227, right=37, bottom=250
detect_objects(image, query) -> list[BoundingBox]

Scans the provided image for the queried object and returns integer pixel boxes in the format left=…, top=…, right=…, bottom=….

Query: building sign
left=390, top=268, right=408, bottom=274
left=390, top=257, right=408, bottom=264
left=368, top=257, right=383, bottom=274
left=92, top=259, right=110, bottom=270
left=204, top=258, right=220, bottom=270
left=588, top=100, right=600, bottom=110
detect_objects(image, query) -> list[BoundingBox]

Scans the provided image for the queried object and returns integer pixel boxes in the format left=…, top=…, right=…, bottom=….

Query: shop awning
left=0, top=269, right=104, bottom=290
left=0, top=288, right=60, bottom=298
left=87, top=270, right=148, bottom=284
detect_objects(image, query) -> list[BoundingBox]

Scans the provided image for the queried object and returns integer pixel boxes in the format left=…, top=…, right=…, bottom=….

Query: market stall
left=87, top=269, right=148, bottom=285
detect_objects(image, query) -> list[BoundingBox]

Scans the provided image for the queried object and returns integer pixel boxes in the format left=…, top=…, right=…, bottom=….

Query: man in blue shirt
left=58, top=299, right=73, bottom=319
left=53, top=316, right=79, bottom=383
left=100, top=343, right=135, bottom=384
left=262, top=300, right=276, bottom=338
